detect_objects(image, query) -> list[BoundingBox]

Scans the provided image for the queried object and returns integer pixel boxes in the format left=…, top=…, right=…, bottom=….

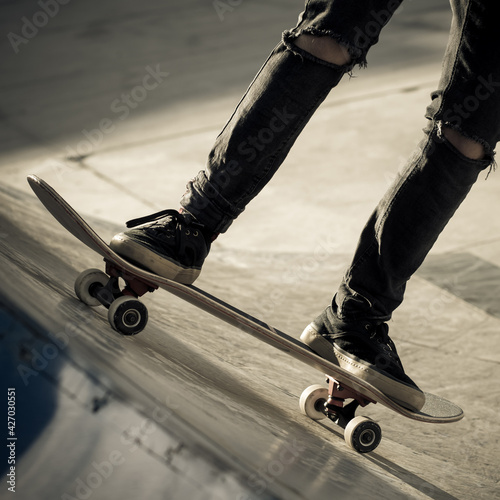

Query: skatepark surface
left=1, top=1, right=500, bottom=499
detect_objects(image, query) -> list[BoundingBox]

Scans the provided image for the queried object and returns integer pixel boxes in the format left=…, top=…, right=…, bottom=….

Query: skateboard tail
left=27, top=175, right=107, bottom=257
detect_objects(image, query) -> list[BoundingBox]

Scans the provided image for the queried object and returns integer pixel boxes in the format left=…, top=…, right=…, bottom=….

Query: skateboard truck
left=104, top=260, right=158, bottom=297
left=74, top=260, right=158, bottom=335
left=299, top=377, right=382, bottom=453
left=324, top=376, right=374, bottom=425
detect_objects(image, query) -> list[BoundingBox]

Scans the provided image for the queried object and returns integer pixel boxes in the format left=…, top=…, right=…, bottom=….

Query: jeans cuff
left=179, top=171, right=242, bottom=233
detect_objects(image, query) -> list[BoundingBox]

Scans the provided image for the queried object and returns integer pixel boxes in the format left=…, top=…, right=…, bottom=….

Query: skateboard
left=28, top=174, right=464, bottom=453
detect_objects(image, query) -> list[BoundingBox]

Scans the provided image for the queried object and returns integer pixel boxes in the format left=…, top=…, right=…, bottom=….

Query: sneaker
left=300, top=306, right=425, bottom=411
left=110, top=209, right=214, bottom=284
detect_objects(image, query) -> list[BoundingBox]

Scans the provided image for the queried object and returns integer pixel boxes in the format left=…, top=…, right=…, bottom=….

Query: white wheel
left=299, top=384, right=329, bottom=421
left=344, top=416, right=382, bottom=453
left=74, top=269, right=109, bottom=306
left=108, top=296, right=148, bottom=335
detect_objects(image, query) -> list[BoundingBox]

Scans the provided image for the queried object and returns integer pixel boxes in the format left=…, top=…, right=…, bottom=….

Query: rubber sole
left=110, top=234, right=201, bottom=285
left=300, top=323, right=425, bottom=412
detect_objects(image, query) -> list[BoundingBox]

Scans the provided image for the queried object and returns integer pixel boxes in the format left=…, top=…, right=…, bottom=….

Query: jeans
left=181, top=0, right=499, bottom=323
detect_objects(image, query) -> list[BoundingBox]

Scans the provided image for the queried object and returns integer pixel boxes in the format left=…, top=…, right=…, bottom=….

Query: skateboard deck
left=28, top=174, right=464, bottom=452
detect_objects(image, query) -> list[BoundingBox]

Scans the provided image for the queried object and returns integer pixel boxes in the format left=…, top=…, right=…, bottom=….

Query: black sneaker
left=300, top=306, right=425, bottom=411
left=110, top=209, right=214, bottom=284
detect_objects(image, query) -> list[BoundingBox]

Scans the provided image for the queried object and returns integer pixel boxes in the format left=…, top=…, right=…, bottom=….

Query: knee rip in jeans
left=436, top=121, right=496, bottom=175
left=282, top=29, right=359, bottom=71
left=293, top=34, right=351, bottom=65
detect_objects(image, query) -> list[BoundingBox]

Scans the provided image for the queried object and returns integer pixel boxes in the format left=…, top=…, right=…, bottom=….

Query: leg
left=112, top=1, right=405, bottom=282
left=179, top=40, right=349, bottom=234
left=335, top=124, right=490, bottom=323
left=302, top=0, right=499, bottom=410
left=180, top=0, right=404, bottom=233
left=111, top=35, right=352, bottom=282
left=337, top=0, right=498, bottom=322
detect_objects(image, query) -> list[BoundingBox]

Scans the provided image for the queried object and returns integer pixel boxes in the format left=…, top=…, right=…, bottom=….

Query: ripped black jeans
left=180, top=0, right=499, bottom=323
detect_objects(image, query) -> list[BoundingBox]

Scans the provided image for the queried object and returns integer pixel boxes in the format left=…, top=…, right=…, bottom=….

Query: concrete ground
left=1, top=0, right=499, bottom=499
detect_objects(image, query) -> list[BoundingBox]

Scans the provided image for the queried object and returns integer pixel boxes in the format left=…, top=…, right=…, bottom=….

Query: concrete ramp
left=1, top=0, right=500, bottom=498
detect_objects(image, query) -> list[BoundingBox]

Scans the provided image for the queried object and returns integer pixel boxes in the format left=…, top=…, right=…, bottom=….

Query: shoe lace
left=125, top=209, right=187, bottom=228
left=369, top=323, right=403, bottom=368
left=125, top=209, right=208, bottom=245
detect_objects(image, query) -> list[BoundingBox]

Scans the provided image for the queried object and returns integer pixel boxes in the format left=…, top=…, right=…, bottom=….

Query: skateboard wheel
left=344, top=416, right=382, bottom=453
left=74, top=269, right=109, bottom=306
left=299, top=384, right=329, bottom=421
left=108, top=296, right=148, bottom=335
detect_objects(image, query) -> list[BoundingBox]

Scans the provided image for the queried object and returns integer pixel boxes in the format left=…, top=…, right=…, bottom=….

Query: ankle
left=179, top=208, right=219, bottom=242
